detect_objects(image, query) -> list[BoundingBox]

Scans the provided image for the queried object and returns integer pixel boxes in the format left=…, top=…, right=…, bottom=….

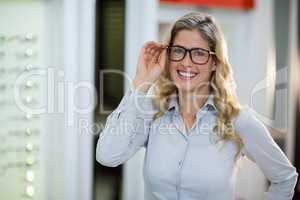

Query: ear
left=212, top=62, right=217, bottom=71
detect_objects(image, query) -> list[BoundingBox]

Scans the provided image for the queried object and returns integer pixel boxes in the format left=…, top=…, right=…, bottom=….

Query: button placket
left=191, top=108, right=212, bottom=136
left=176, top=140, right=189, bottom=199
left=172, top=112, right=188, bottom=141
left=178, top=160, right=182, bottom=167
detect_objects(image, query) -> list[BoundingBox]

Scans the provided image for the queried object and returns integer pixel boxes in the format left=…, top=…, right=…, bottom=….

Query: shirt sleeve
left=96, top=87, right=157, bottom=167
left=234, top=106, right=298, bottom=200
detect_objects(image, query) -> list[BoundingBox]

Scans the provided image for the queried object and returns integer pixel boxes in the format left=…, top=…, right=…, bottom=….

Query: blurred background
left=0, top=0, right=299, bottom=200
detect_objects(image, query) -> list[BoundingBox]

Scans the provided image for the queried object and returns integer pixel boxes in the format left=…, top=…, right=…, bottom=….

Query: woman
left=96, top=12, right=298, bottom=199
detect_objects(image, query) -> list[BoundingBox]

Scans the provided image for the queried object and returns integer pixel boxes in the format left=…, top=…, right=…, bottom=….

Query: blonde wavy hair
left=153, top=12, right=244, bottom=160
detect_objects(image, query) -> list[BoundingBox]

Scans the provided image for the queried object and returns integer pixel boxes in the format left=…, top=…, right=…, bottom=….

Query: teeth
left=178, top=70, right=197, bottom=78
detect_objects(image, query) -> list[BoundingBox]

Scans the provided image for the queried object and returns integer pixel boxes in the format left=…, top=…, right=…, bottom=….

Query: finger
left=147, top=42, right=165, bottom=51
left=142, top=45, right=153, bottom=57
left=153, top=50, right=161, bottom=62
left=156, top=42, right=168, bottom=48
left=143, top=41, right=156, bottom=50
left=144, top=44, right=156, bottom=55
left=151, top=44, right=165, bottom=54
left=143, top=41, right=156, bottom=47
left=149, top=50, right=159, bottom=64
left=156, top=43, right=165, bottom=48
left=145, top=45, right=158, bottom=55
left=158, top=49, right=167, bottom=67
left=144, top=42, right=165, bottom=57
left=150, top=48, right=157, bottom=55
left=139, top=43, right=156, bottom=62
left=153, top=43, right=166, bottom=50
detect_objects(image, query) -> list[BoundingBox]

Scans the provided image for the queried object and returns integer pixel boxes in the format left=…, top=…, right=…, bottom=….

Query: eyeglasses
left=166, top=45, right=215, bottom=65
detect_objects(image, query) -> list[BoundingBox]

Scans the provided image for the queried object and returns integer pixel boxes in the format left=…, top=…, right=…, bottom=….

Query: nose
left=181, top=51, right=193, bottom=66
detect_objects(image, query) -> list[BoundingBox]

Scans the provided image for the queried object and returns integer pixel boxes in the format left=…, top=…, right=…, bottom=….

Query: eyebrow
left=172, top=44, right=210, bottom=50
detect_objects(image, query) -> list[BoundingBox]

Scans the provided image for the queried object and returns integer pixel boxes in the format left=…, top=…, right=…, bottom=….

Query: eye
left=172, top=47, right=184, bottom=54
left=192, top=49, right=206, bottom=57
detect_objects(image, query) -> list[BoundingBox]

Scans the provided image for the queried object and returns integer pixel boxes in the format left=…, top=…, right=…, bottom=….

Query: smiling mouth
left=177, top=70, right=198, bottom=79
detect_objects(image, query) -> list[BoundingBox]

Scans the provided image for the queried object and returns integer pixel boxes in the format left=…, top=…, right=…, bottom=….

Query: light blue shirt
left=96, top=88, right=298, bottom=200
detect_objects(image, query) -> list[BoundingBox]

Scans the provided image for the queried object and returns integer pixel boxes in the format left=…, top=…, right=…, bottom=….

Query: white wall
left=123, top=1, right=159, bottom=200
left=61, top=1, right=95, bottom=200
left=44, top=0, right=95, bottom=200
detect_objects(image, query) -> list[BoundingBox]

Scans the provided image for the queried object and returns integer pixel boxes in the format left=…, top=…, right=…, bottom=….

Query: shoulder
left=233, top=105, right=272, bottom=142
left=233, top=105, right=257, bottom=129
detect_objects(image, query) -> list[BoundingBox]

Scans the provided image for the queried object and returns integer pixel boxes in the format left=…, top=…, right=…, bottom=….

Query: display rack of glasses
left=0, top=3, right=50, bottom=200
left=0, top=30, right=44, bottom=199
left=0, top=0, right=96, bottom=199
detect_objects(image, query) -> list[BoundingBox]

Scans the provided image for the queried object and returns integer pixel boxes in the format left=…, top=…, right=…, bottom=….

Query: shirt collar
left=167, top=93, right=217, bottom=113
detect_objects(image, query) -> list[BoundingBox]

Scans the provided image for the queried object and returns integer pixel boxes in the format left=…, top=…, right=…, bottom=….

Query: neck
left=178, top=86, right=210, bottom=118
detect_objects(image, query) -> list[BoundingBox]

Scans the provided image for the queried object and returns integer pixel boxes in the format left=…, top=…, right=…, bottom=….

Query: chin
left=173, top=75, right=205, bottom=92
left=174, top=82, right=197, bottom=93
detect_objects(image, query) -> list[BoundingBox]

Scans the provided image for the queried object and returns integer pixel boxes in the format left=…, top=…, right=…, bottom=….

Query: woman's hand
left=133, top=41, right=167, bottom=92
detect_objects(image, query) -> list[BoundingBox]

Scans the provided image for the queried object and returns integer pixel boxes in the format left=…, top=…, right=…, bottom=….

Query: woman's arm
left=96, top=41, right=166, bottom=167
left=234, top=106, right=298, bottom=200
left=96, top=87, right=157, bottom=167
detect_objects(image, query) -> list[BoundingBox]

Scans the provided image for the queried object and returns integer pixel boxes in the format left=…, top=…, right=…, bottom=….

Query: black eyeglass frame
left=166, top=45, right=216, bottom=65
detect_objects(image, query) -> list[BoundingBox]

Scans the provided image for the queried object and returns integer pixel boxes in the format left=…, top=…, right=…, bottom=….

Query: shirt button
left=178, top=161, right=182, bottom=166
